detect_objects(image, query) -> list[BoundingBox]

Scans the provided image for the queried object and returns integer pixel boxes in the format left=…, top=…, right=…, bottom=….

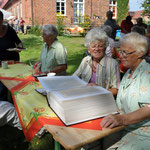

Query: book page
left=52, top=86, right=111, bottom=101
left=38, top=75, right=87, bottom=92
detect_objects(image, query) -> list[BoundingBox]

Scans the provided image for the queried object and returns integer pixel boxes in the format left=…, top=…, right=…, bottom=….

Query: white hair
left=120, top=32, right=148, bottom=55
left=42, top=24, right=58, bottom=38
left=84, top=28, right=109, bottom=48
left=99, top=25, right=112, bottom=37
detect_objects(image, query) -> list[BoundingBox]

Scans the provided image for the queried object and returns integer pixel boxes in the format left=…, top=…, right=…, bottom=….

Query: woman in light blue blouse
left=101, top=32, right=150, bottom=150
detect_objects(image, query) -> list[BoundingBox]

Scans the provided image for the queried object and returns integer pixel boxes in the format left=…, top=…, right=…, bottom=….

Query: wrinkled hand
left=100, top=114, right=125, bottom=129
left=87, top=83, right=98, bottom=86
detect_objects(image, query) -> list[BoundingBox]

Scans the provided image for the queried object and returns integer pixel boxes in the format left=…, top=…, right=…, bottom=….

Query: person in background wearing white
left=39, top=24, right=67, bottom=75
left=100, top=25, right=115, bottom=58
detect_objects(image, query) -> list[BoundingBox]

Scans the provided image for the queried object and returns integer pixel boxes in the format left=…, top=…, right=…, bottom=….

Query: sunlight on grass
left=19, top=34, right=87, bottom=75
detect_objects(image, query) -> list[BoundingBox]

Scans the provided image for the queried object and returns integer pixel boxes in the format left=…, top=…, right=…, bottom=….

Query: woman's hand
left=100, top=114, right=125, bottom=129
left=87, top=83, right=98, bottom=86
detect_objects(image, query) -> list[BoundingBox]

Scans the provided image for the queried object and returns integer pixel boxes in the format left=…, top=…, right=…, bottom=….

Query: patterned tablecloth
left=0, top=63, right=102, bottom=141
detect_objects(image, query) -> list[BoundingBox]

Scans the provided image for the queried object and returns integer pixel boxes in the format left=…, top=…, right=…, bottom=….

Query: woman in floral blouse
left=101, top=32, right=150, bottom=150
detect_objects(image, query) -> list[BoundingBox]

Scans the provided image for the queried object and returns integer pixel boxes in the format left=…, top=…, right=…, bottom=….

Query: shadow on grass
left=0, top=126, right=54, bottom=150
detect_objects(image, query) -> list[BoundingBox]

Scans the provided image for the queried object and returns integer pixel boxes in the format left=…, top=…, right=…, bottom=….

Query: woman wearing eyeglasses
left=73, top=28, right=120, bottom=96
left=100, top=32, right=150, bottom=150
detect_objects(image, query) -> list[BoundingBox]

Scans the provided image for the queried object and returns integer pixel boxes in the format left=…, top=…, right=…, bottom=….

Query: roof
left=129, top=10, right=144, bottom=19
left=0, top=0, right=9, bottom=9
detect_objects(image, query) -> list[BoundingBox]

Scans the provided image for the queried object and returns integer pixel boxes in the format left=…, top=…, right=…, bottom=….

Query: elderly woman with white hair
left=101, top=32, right=150, bottom=150
left=73, top=28, right=120, bottom=96
left=39, top=24, right=67, bottom=75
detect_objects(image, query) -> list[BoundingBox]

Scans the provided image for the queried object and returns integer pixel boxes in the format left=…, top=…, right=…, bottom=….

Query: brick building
left=0, top=0, right=117, bottom=27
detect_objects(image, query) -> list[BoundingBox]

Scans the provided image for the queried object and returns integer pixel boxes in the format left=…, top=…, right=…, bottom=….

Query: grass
left=0, top=34, right=87, bottom=150
left=19, top=34, right=87, bottom=75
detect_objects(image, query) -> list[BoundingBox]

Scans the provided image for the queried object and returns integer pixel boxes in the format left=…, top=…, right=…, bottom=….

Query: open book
left=38, top=76, right=118, bottom=126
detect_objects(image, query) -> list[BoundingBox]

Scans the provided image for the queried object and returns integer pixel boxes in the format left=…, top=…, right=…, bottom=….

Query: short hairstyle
left=131, top=26, right=146, bottom=35
left=0, top=11, right=3, bottom=21
left=120, top=32, right=148, bottom=55
left=136, top=17, right=143, bottom=22
left=106, top=10, right=113, bottom=17
left=100, top=25, right=112, bottom=37
left=84, top=28, right=109, bottom=48
left=126, top=16, right=132, bottom=21
left=42, top=24, right=58, bottom=38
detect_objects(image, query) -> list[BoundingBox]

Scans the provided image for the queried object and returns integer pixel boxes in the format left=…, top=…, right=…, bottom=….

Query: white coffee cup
left=47, top=72, right=56, bottom=77
left=2, top=61, right=8, bottom=69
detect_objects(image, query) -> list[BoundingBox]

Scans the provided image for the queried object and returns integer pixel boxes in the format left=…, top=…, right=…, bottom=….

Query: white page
left=38, top=75, right=87, bottom=92
left=52, top=86, right=112, bottom=101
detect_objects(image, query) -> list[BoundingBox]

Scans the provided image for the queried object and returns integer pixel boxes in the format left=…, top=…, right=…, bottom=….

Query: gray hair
left=131, top=26, right=146, bottom=35
left=120, top=32, right=148, bottom=55
left=42, top=24, right=58, bottom=38
left=84, top=28, right=109, bottom=48
left=100, top=25, right=112, bottom=37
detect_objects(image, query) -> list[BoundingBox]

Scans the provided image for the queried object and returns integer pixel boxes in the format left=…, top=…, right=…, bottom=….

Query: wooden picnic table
left=0, top=63, right=124, bottom=150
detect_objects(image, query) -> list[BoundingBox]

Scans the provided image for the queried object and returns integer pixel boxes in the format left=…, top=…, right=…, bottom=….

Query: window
left=109, top=0, right=117, bottom=19
left=56, top=0, right=66, bottom=15
left=73, top=0, right=84, bottom=23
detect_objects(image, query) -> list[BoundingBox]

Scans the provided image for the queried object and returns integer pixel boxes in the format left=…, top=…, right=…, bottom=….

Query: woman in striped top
left=73, top=28, right=120, bottom=96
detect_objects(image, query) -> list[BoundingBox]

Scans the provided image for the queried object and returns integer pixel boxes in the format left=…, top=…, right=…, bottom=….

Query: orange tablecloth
left=0, top=63, right=102, bottom=141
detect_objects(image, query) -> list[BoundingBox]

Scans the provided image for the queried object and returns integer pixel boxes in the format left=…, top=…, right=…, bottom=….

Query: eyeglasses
left=119, top=50, right=136, bottom=57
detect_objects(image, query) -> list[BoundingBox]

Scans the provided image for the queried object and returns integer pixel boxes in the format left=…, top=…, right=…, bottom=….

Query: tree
left=117, top=0, right=129, bottom=25
left=141, top=0, right=150, bottom=16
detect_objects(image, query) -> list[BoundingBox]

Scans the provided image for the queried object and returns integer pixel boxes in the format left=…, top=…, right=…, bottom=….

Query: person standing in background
left=14, top=17, right=20, bottom=33
left=120, top=16, right=133, bottom=38
left=104, top=11, right=120, bottom=40
left=20, top=18, right=25, bottom=34
left=135, top=17, right=147, bottom=29
left=0, top=11, right=23, bottom=101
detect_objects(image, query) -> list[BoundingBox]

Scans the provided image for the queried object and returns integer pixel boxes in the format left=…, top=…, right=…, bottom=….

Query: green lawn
left=19, top=34, right=87, bottom=75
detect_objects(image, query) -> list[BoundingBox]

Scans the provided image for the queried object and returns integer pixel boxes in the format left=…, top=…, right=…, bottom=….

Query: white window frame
left=20, top=2, right=22, bottom=18
left=73, top=0, right=84, bottom=24
left=13, top=7, right=16, bottom=16
left=109, top=0, right=117, bottom=19
left=17, top=4, right=20, bottom=19
left=56, top=0, right=66, bottom=16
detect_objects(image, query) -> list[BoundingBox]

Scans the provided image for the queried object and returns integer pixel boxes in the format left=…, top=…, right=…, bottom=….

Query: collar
left=45, top=39, right=58, bottom=49
left=85, top=56, right=107, bottom=67
left=126, top=59, right=146, bottom=79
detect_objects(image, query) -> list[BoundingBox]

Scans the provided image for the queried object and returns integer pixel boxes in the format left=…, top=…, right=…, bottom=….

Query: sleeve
left=0, top=101, right=22, bottom=130
left=110, top=59, right=120, bottom=89
left=138, top=72, right=150, bottom=107
left=9, top=26, right=22, bottom=44
left=73, top=57, right=87, bottom=77
left=55, top=43, right=67, bottom=65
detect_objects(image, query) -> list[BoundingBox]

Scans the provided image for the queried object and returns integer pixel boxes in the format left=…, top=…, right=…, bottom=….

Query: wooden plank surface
left=1, top=79, right=21, bottom=90
left=44, top=124, right=124, bottom=150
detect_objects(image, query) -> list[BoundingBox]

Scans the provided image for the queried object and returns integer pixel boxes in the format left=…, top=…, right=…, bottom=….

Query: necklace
left=92, top=61, right=98, bottom=72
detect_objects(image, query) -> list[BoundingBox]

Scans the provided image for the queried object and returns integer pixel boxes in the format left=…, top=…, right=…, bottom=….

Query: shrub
left=56, top=13, right=65, bottom=36
left=28, top=25, right=42, bottom=36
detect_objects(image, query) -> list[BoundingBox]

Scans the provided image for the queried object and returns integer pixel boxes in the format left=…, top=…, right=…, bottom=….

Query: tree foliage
left=141, top=0, right=150, bottom=16
left=117, top=0, right=129, bottom=24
